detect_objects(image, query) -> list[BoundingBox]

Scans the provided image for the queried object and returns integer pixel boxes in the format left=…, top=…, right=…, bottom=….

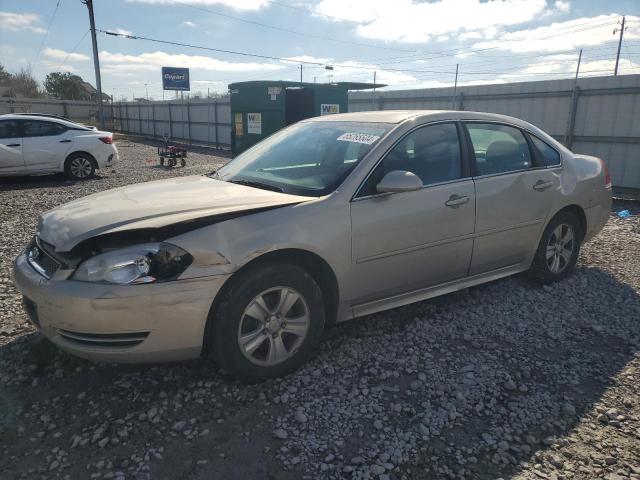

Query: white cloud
left=99, top=50, right=285, bottom=75
left=315, top=0, right=548, bottom=43
left=472, top=15, right=640, bottom=53
left=181, top=21, right=196, bottom=28
left=110, top=28, right=133, bottom=36
left=0, top=11, right=45, bottom=33
left=42, top=48, right=90, bottom=62
left=554, top=1, right=570, bottom=13
left=41, top=60, right=78, bottom=73
left=125, top=0, right=266, bottom=11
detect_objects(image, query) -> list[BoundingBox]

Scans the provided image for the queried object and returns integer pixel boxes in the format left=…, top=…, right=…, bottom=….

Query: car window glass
left=218, top=121, right=392, bottom=197
left=0, top=120, right=20, bottom=139
left=22, top=121, right=66, bottom=137
left=530, top=135, right=561, bottom=166
left=359, top=122, right=462, bottom=196
left=467, top=123, right=532, bottom=175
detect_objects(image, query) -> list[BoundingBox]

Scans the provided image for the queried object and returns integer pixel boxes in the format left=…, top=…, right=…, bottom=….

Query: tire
left=180, top=158, right=186, bottom=167
left=170, top=158, right=177, bottom=167
left=64, top=153, right=96, bottom=180
left=527, top=211, right=583, bottom=284
left=210, top=263, right=325, bottom=382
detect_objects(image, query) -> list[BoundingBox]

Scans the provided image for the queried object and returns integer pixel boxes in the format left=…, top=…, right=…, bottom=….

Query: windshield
left=216, top=121, right=393, bottom=196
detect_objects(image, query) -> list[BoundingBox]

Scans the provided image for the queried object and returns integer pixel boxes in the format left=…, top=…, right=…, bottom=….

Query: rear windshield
left=216, top=121, right=393, bottom=196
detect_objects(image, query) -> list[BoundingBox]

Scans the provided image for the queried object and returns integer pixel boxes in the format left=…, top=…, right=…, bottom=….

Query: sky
left=0, top=0, right=639, bottom=100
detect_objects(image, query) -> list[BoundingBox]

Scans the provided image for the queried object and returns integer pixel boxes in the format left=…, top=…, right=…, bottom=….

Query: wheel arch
left=201, top=248, right=340, bottom=358
left=549, top=204, right=587, bottom=239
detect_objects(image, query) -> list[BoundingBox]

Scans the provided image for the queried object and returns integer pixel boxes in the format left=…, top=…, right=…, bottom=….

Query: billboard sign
left=162, top=67, right=190, bottom=91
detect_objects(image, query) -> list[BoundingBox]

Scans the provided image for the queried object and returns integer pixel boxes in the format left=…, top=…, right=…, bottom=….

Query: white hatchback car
left=0, top=114, right=118, bottom=180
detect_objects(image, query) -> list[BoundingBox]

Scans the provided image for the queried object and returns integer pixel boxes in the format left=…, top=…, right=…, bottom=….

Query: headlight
left=73, top=243, right=192, bottom=285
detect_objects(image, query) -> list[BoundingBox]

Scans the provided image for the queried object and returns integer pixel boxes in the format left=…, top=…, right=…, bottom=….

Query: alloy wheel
left=70, top=157, right=93, bottom=179
left=546, top=223, right=574, bottom=274
left=237, top=286, right=310, bottom=366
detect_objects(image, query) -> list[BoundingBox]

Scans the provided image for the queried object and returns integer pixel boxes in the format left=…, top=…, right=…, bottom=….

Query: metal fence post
left=151, top=102, right=156, bottom=138
left=126, top=103, right=130, bottom=133
left=168, top=102, right=173, bottom=139
left=186, top=99, right=192, bottom=145
left=138, top=103, right=142, bottom=135
left=213, top=101, right=219, bottom=149
left=62, top=102, right=69, bottom=118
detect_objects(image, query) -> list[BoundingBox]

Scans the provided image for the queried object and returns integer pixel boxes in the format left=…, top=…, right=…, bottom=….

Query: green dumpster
left=229, top=80, right=385, bottom=155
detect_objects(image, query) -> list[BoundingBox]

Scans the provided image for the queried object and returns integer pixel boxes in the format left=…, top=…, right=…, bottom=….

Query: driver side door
left=348, top=122, right=476, bottom=306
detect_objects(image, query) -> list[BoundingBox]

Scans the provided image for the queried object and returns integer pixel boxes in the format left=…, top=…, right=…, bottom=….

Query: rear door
left=0, top=119, right=24, bottom=175
left=20, top=120, right=74, bottom=172
left=349, top=122, right=475, bottom=304
left=464, top=122, right=557, bottom=275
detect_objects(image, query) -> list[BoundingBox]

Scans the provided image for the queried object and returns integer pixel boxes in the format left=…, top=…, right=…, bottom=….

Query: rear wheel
left=528, top=211, right=582, bottom=284
left=210, top=263, right=325, bottom=382
left=64, top=153, right=95, bottom=180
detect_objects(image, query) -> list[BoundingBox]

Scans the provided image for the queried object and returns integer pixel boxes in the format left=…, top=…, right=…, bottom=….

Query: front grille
left=26, top=239, right=60, bottom=279
left=57, top=329, right=149, bottom=348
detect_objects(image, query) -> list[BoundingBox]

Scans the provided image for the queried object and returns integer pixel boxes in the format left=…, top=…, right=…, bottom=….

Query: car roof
left=306, top=109, right=535, bottom=128
left=0, top=113, right=94, bottom=130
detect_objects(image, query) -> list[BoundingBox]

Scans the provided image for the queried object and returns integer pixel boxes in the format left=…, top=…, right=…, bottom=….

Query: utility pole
left=574, top=48, right=582, bottom=82
left=82, top=0, right=104, bottom=130
left=614, top=16, right=626, bottom=75
left=564, top=49, right=582, bottom=147
left=452, top=64, right=459, bottom=110
left=299, top=64, right=303, bottom=83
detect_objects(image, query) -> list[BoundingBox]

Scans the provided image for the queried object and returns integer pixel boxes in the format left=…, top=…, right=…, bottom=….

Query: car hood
left=37, top=175, right=310, bottom=252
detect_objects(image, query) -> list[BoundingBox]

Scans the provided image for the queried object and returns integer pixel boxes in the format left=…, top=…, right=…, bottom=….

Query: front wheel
left=528, top=212, right=582, bottom=284
left=210, top=263, right=325, bottom=382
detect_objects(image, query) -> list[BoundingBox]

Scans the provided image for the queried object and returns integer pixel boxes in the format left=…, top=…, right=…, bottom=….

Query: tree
left=8, top=66, right=43, bottom=97
left=44, top=72, right=89, bottom=100
left=0, top=63, right=10, bottom=85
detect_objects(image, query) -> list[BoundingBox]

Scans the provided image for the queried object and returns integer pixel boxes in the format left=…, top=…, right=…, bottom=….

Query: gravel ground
left=1, top=140, right=639, bottom=480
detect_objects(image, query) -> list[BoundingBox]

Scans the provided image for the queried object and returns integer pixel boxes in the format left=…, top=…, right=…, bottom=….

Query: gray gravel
left=1, top=140, right=639, bottom=480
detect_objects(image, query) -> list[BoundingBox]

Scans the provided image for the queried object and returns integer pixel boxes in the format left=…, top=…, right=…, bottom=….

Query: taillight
left=99, top=136, right=113, bottom=144
left=600, top=158, right=611, bottom=189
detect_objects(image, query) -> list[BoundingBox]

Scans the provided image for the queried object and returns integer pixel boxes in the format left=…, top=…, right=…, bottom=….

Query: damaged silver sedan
left=14, top=111, right=612, bottom=381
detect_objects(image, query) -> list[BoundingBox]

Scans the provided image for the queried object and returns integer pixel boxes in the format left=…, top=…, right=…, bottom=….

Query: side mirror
left=376, top=170, right=423, bottom=194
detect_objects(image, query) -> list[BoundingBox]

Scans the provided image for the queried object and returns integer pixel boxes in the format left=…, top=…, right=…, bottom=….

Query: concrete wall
left=349, top=74, right=640, bottom=189
left=0, top=98, right=98, bottom=124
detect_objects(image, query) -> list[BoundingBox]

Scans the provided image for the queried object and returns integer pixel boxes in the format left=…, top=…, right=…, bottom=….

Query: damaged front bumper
left=13, top=252, right=230, bottom=363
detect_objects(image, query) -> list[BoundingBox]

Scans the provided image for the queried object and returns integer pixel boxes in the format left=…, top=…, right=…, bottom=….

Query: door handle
left=6, top=143, right=20, bottom=147
left=533, top=180, right=553, bottom=191
left=445, top=194, right=470, bottom=208
left=59, top=139, right=72, bottom=143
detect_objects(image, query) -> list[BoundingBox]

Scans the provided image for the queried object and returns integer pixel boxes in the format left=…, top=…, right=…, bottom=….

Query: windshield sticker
left=336, top=132, right=380, bottom=145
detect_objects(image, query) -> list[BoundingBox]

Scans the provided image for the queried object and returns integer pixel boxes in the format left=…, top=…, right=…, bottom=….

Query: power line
left=182, top=4, right=413, bottom=53
left=365, top=19, right=619, bottom=67
left=98, top=29, right=463, bottom=74
left=265, top=0, right=364, bottom=25
left=56, top=29, right=90, bottom=70
left=34, top=0, right=62, bottom=64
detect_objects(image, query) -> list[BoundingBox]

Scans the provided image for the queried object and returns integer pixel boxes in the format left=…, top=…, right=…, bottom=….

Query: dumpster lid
left=229, top=80, right=386, bottom=90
